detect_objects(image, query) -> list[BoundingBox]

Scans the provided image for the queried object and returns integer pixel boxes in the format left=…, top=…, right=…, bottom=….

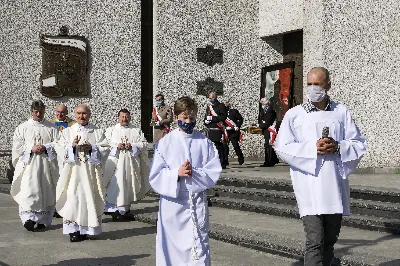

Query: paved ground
left=0, top=193, right=302, bottom=266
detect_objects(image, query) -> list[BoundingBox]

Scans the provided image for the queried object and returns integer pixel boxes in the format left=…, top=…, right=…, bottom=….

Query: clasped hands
left=317, top=137, right=338, bottom=155
left=178, top=159, right=192, bottom=177
left=31, top=145, right=45, bottom=155
left=117, top=143, right=132, bottom=150
left=72, top=136, right=92, bottom=152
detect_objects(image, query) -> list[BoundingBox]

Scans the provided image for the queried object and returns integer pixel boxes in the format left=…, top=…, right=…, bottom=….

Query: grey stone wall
left=154, top=0, right=283, bottom=159
left=259, top=0, right=303, bottom=37
left=0, top=0, right=141, bottom=178
left=304, top=0, right=400, bottom=168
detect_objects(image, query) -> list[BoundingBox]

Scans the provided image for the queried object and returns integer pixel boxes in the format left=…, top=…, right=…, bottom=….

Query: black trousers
left=302, top=214, right=343, bottom=266
left=263, top=132, right=279, bottom=166
left=223, top=134, right=244, bottom=165
left=213, top=141, right=226, bottom=166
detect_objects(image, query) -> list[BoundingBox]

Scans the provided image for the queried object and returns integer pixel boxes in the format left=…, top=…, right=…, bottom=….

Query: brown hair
left=173, top=96, right=198, bottom=116
left=31, top=100, right=46, bottom=111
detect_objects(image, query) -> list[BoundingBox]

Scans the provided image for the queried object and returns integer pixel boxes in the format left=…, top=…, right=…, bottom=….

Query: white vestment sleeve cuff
left=130, top=145, right=141, bottom=157
left=88, top=144, right=100, bottom=165
left=44, top=144, right=56, bottom=161
left=110, top=146, right=119, bottom=157
left=20, top=152, right=31, bottom=164
left=65, top=144, right=76, bottom=163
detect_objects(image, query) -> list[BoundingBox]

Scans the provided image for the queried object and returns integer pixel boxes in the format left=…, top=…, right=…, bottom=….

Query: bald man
left=275, top=67, right=366, bottom=266
left=51, top=104, right=75, bottom=131
left=56, top=104, right=109, bottom=242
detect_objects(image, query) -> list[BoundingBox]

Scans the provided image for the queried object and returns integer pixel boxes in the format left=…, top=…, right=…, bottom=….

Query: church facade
left=0, top=0, right=399, bottom=178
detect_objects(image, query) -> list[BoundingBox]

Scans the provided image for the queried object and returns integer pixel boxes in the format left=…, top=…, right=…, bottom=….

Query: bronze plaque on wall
left=40, top=26, right=89, bottom=97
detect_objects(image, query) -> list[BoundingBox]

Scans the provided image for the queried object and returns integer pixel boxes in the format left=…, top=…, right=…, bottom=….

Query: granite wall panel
left=0, top=0, right=141, bottom=178
left=307, top=0, right=400, bottom=168
left=154, top=0, right=283, bottom=159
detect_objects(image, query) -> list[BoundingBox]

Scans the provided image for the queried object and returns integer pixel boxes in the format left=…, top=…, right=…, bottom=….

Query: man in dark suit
left=259, top=97, right=279, bottom=167
left=204, top=92, right=228, bottom=169
left=223, top=101, right=244, bottom=165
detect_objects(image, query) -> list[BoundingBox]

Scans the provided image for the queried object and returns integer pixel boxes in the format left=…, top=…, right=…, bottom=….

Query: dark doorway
left=283, top=30, right=303, bottom=105
left=141, top=0, right=153, bottom=142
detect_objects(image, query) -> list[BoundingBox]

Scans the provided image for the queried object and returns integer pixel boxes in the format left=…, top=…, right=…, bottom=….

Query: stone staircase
left=133, top=165, right=400, bottom=266
left=210, top=176, right=400, bottom=235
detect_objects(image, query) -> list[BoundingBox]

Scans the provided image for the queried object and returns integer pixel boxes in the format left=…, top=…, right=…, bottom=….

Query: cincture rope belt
left=188, top=191, right=208, bottom=260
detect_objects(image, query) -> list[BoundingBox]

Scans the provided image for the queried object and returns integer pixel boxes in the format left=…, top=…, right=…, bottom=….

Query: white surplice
left=11, top=119, right=59, bottom=225
left=103, top=124, right=151, bottom=215
left=56, top=123, right=109, bottom=235
left=274, top=102, right=367, bottom=217
left=149, top=129, right=222, bottom=266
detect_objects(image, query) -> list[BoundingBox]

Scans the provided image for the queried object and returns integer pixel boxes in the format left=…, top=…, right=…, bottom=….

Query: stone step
left=218, top=176, right=400, bottom=204
left=131, top=197, right=400, bottom=266
left=210, top=197, right=400, bottom=235
left=211, top=185, right=400, bottom=220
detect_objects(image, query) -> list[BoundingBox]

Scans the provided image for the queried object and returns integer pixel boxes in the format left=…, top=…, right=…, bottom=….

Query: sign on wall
left=39, top=26, right=89, bottom=98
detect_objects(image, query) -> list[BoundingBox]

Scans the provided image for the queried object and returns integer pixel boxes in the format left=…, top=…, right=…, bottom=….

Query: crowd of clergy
left=9, top=67, right=366, bottom=266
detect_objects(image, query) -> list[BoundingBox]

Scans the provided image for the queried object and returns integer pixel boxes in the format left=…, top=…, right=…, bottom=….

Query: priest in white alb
left=11, top=100, right=59, bottom=231
left=274, top=67, right=367, bottom=266
left=56, top=104, right=109, bottom=242
left=149, top=96, right=222, bottom=266
left=103, top=108, right=151, bottom=221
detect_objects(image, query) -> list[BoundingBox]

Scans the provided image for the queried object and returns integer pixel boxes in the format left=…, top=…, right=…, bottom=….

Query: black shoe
left=36, top=224, right=46, bottom=230
left=69, top=231, right=81, bottom=242
left=111, top=210, right=121, bottom=221
left=238, top=159, right=244, bottom=165
left=222, top=165, right=227, bottom=169
left=24, top=220, right=36, bottom=232
left=53, top=211, right=62, bottom=218
left=79, top=234, right=88, bottom=241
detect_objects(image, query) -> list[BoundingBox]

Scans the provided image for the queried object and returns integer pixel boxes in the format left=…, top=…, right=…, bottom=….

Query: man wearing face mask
left=204, top=92, right=228, bottom=169
left=103, top=109, right=151, bottom=221
left=259, top=98, right=280, bottom=167
left=152, top=93, right=173, bottom=143
left=275, top=67, right=367, bottom=266
left=150, top=96, right=221, bottom=265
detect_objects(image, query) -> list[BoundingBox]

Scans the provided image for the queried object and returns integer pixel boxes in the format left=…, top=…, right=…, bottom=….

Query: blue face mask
left=209, top=99, right=215, bottom=104
left=262, top=105, right=269, bottom=111
left=177, top=120, right=196, bottom=134
left=156, top=100, right=164, bottom=107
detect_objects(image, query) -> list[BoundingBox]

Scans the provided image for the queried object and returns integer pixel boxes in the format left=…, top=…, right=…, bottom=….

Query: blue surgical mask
left=262, top=105, right=269, bottom=110
left=209, top=99, right=215, bottom=104
left=177, top=120, right=196, bottom=134
left=155, top=100, right=164, bottom=107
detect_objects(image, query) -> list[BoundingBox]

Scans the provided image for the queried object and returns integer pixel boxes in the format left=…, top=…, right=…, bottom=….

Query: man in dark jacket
left=223, top=101, right=244, bottom=165
left=204, top=92, right=228, bottom=168
left=259, top=97, right=279, bottom=167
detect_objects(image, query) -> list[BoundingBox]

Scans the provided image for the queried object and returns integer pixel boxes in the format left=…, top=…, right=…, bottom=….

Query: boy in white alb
left=149, top=96, right=222, bottom=266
